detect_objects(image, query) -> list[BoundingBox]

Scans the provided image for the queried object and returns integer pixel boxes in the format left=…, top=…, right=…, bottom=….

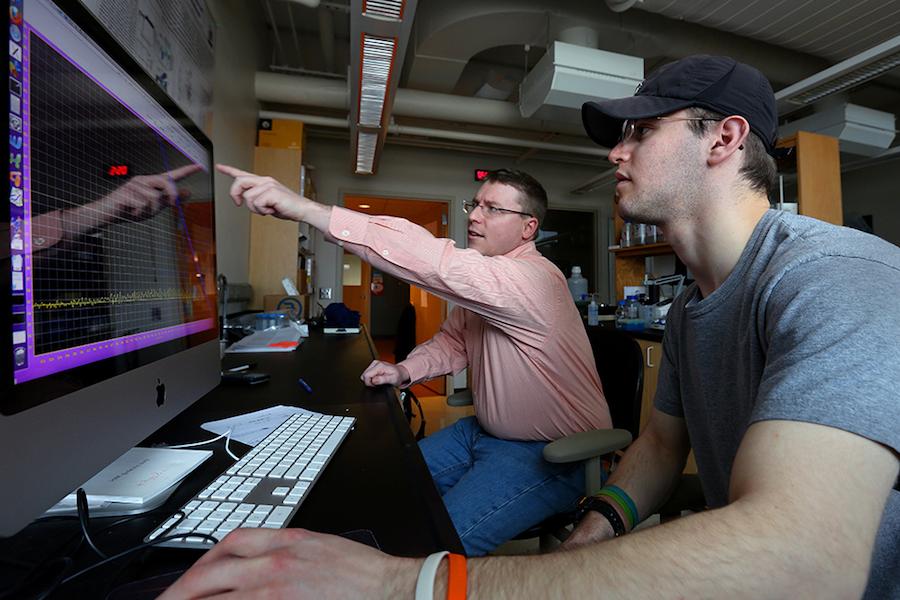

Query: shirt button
left=341, top=229, right=350, bottom=236
left=382, top=249, right=390, bottom=256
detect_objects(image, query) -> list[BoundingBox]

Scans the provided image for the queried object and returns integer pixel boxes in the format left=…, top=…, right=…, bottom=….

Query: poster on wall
left=79, top=0, right=215, bottom=130
left=370, top=272, right=384, bottom=296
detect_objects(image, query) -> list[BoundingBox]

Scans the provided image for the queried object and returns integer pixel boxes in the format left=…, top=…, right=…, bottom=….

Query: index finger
left=165, top=164, right=203, bottom=181
left=216, top=163, right=255, bottom=179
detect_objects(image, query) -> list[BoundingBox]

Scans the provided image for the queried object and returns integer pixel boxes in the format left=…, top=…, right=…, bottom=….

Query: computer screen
left=1, top=0, right=219, bottom=535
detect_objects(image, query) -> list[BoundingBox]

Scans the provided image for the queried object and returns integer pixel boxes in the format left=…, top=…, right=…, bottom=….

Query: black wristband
left=574, top=495, right=627, bottom=537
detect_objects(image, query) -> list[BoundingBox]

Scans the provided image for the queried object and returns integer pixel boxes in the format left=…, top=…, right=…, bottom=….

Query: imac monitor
left=1, top=0, right=219, bottom=535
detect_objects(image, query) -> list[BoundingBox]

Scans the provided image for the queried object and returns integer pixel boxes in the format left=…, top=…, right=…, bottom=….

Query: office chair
left=445, top=326, right=643, bottom=550
left=396, top=304, right=426, bottom=440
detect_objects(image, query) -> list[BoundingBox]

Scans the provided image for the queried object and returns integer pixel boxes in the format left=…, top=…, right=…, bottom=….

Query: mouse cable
left=168, top=428, right=238, bottom=461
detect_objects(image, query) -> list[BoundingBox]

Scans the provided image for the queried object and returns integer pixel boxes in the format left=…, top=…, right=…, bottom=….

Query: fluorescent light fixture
left=776, top=34, right=900, bottom=115
left=364, top=0, right=404, bottom=20
left=359, top=34, right=395, bottom=127
left=358, top=204, right=371, bottom=208
left=356, top=131, right=378, bottom=174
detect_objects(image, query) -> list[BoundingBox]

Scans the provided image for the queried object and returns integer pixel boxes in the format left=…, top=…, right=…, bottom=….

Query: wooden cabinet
left=775, top=130, right=843, bottom=225
left=636, top=338, right=697, bottom=474
left=609, top=130, right=843, bottom=300
left=248, top=147, right=302, bottom=309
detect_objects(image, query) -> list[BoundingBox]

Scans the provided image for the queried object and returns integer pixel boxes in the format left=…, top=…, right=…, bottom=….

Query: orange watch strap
left=447, top=553, right=467, bottom=600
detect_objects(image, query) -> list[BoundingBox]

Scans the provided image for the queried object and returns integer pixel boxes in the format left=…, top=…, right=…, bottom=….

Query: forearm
left=603, top=422, right=689, bottom=526
left=31, top=204, right=96, bottom=249
left=399, top=336, right=466, bottom=385
left=298, top=201, right=332, bottom=232
left=457, top=501, right=860, bottom=599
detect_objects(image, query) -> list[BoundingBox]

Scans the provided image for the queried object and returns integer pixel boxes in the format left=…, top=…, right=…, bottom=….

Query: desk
left=0, top=329, right=462, bottom=598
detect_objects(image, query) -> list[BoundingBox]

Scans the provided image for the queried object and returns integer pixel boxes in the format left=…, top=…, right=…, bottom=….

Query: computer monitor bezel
left=1, top=0, right=220, bottom=536
left=2, top=0, right=218, bottom=416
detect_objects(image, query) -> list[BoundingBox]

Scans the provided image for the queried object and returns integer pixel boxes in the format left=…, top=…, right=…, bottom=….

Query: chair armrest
left=542, top=429, right=632, bottom=463
left=446, top=389, right=474, bottom=406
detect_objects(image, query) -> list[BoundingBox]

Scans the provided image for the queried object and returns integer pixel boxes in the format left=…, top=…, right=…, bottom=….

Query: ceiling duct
left=519, top=42, right=643, bottom=126
left=778, top=103, right=896, bottom=157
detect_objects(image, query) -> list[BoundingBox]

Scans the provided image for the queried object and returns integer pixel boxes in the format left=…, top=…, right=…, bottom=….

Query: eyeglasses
left=462, top=199, right=533, bottom=218
left=619, top=117, right=721, bottom=144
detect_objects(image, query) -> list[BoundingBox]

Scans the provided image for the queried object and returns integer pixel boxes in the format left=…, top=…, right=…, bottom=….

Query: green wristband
left=597, top=487, right=637, bottom=530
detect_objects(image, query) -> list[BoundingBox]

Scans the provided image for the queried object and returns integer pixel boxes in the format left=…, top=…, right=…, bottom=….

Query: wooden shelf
left=609, top=242, right=673, bottom=258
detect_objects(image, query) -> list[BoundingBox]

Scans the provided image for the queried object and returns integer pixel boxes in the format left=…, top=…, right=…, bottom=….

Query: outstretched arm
left=216, top=164, right=560, bottom=342
left=161, top=420, right=897, bottom=599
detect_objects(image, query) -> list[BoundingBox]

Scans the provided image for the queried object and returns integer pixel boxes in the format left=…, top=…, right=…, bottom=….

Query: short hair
left=685, top=107, right=777, bottom=197
left=481, top=169, right=548, bottom=233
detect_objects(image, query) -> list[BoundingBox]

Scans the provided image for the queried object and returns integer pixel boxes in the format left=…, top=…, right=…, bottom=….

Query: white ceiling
left=636, top=0, right=900, bottom=63
left=261, top=0, right=900, bottom=163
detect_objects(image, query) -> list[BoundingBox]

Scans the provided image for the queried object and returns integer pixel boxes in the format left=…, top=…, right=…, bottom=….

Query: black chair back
left=584, top=327, right=644, bottom=439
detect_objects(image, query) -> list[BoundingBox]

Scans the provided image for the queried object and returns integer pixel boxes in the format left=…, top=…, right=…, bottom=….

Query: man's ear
left=522, top=217, right=539, bottom=241
left=708, top=115, right=750, bottom=167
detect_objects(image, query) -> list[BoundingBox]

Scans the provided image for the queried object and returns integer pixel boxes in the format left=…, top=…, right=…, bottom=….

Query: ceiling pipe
left=256, top=71, right=587, bottom=136
left=317, top=4, right=336, bottom=73
left=283, top=0, right=321, bottom=7
left=259, top=110, right=609, bottom=157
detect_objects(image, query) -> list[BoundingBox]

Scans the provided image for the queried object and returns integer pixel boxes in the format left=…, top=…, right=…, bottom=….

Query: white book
left=61, top=447, right=212, bottom=506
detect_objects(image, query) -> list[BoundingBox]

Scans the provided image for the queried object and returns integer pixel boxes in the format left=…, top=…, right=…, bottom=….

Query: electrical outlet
left=318, top=287, right=332, bottom=299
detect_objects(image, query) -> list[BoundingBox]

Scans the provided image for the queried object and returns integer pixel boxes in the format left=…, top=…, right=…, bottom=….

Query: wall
left=207, top=1, right=263, bottom=283
left=841, top=158, right=900, bottom=246
left=303, top=136, right=616, bottom=304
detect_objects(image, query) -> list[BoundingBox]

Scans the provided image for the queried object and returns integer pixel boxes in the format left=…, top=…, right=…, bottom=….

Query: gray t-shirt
left=655, top=210, right=899, bottom=598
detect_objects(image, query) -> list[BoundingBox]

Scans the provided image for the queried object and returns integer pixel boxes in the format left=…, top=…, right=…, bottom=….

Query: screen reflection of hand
left=30, top=164, right=203, bottom=252
left=96, top=164, right=201, bottom=220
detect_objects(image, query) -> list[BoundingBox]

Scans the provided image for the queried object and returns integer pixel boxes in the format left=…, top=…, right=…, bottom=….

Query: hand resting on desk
left=158, top=528, right=418, bottom=600
left=361, top=360, right=411, bottom=388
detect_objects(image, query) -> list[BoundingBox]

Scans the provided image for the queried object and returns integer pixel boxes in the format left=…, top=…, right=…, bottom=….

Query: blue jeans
left=419, top=416, right=585, bottom=556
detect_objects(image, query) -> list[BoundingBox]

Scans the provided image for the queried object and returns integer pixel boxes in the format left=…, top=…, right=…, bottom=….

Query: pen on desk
left=298, top=378, right=313, bottom=393
left=226, top=363, right=257, bottom=372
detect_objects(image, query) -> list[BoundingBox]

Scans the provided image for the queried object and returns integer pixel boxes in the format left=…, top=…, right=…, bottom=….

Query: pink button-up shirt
left=329, top=206, right=610, bottom=442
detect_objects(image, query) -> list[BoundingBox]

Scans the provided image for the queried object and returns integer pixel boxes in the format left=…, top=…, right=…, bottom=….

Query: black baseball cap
left=582, top=55, right=778, bottom=154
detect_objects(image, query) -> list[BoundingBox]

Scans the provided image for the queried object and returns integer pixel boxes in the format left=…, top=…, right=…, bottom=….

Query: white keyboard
left=146, top=411, right=355, bottom=549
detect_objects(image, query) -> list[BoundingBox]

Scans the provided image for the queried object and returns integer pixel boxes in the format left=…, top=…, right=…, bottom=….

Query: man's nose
left=608, top=140, right=629, bottom=164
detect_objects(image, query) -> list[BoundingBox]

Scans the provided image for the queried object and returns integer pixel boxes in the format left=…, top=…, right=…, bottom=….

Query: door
left=342, top=196, right=449, bottom=396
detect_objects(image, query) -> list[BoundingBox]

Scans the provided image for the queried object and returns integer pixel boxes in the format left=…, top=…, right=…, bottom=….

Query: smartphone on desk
left=220, top=371, right=270, bottom=385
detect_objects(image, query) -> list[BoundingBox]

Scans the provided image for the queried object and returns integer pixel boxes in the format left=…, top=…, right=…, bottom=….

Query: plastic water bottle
left=567, top=266, right=588, bottom=302
left=587, top=294, right=599, bottom=326
left=624, top=295, right=644, bottom=331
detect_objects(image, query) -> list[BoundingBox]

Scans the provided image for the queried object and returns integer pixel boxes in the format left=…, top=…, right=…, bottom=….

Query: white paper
left=201, top=405, right=320, bottom=446
left=61, top=447, right=212, bottom=505
left=225, top=328, right=303, bottom=353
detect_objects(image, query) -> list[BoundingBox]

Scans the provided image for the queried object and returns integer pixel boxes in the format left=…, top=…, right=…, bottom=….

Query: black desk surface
left=0, top=329, right=462, bottom=598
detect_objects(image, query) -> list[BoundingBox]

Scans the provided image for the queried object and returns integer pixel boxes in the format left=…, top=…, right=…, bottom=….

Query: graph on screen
left=10, top=21, right=215, bottom=384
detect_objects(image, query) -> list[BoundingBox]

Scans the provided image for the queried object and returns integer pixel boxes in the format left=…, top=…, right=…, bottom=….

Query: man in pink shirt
left=216, top=165, right=611, bottom=555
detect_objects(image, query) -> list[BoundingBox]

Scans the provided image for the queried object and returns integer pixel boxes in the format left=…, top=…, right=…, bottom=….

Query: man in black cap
left=162, top=55, right=899, bottom=600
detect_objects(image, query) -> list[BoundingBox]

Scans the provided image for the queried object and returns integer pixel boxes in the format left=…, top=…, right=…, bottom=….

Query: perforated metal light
left=358, top=34, right=396, bottom=128
left=356, top=131, right=378, bottom=174
left=363, top=0, right=404, bottom=20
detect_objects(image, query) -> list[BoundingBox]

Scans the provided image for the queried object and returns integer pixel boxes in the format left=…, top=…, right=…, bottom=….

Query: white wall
left=302, top=136, right=616, bottom=305
left=842, top=159, right=900, bottom=246
left=208, top=1, right=262, bottom=283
